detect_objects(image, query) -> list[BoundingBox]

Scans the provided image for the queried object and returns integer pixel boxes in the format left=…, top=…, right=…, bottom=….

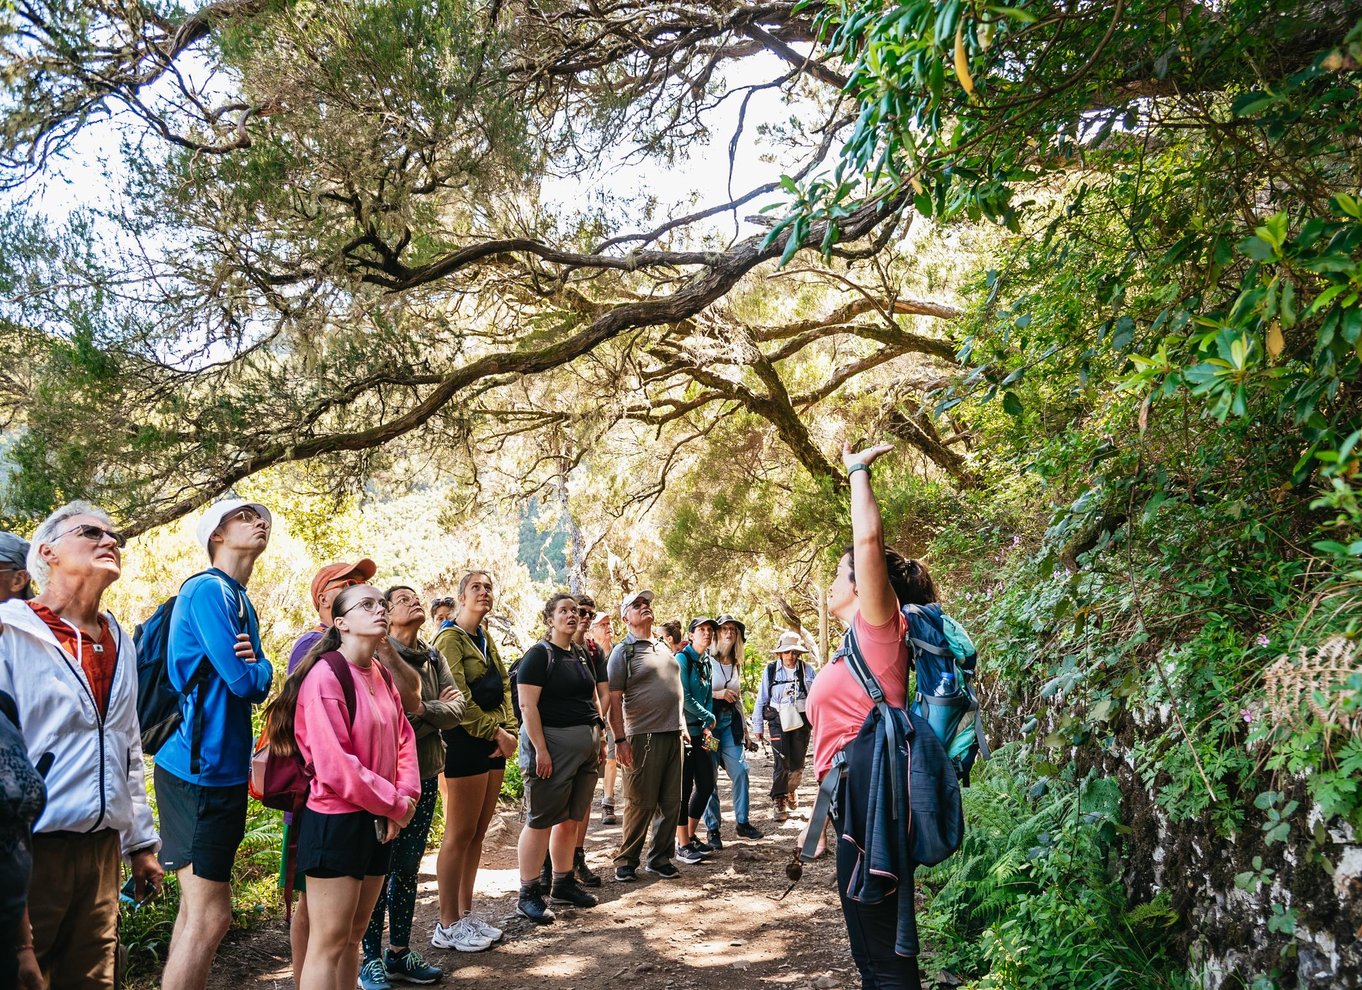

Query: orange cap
left=309, top=559, right=377, bottom=612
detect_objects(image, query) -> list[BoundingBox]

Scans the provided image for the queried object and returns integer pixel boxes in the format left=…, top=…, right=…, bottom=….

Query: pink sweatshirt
left=296, top=652, right=420, bottom=820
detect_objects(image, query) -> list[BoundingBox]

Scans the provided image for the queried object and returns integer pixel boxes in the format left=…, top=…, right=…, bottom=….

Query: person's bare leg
left=341, top=876, right=386, bottom=990
left=603, top=760, right=617, bottom=806
left=298, top=875, right=361, bottom=990
left=517, top=825, right=552, bottom=883
left=549, top=820, right=577, bottom=873
left=289, top=893, right=309, bottom=986
left=437, top=772, right=491, bottom=925
left=161, top=867, right=233, bottom=990
left=459, top=770, right=504, bottom=918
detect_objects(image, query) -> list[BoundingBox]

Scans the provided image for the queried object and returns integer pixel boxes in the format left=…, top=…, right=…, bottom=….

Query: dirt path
left=205, top=749, right=865, bottom=990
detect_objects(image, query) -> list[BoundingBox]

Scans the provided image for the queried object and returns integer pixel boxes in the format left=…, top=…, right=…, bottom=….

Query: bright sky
left=20, top=49, right=813, bottom=250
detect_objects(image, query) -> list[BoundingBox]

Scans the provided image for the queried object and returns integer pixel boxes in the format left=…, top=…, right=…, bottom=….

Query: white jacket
left=0, top=599, right=158, bottom=856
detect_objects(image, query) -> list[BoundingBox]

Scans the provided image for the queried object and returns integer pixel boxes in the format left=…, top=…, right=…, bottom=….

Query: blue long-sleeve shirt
left=155, top=568, right=273, bottom=786
left=675, top=645, right=716, bottom=734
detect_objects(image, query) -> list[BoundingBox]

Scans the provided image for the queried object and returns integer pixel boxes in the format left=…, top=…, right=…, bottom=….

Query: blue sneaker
left=385, top=948, right=443, bottom=985
left=359, top=957, right=392, bottom=990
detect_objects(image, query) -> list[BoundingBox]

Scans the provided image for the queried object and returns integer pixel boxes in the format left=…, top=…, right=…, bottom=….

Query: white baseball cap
left=619, top=589, right=655, bottom=617
left=196, top=498, right=272, bottom=555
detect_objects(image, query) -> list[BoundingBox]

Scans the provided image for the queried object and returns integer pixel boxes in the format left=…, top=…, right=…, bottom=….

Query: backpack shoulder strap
left=320, top=652, right=360, bottom=728
left=842, top=622, right=887, bottom=706
left=764, top=660, right=777, bottom=694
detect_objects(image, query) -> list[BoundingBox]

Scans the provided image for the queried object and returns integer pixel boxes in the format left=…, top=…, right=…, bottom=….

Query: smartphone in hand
left=374, top=817, right=389, bottom=843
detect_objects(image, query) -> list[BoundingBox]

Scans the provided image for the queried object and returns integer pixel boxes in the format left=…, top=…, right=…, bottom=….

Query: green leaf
left=1002, top=390, right=1023, bottom=417
left=1232, top=91, right=1277, bottom=116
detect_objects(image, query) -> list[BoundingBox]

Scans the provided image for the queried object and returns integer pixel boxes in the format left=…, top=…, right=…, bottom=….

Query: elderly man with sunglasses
left=156, top=498, right=276, bottom=990
left=0, top=501, right=161, bottom=990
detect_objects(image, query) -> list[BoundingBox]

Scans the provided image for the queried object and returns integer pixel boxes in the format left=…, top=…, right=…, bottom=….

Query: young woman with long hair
left=704, top=616, right=763, bottom=844
left=431, top=570, right=517, bottom=953
left=673, top=617, right=718, bottom=863
left=805, top=442, right=924, bottom=990
left=513, top=594, right=604, bottom=924
left=260, top=584, right=420, bottom=990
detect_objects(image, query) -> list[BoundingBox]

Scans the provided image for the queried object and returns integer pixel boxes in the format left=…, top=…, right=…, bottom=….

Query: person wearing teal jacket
left=673, top=618, right=718, bottom=864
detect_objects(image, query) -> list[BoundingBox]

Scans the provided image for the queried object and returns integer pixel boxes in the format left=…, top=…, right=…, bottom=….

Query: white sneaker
left=466, top=912, right=504, bottom=942
left=431, top=917, right=493, bottom=953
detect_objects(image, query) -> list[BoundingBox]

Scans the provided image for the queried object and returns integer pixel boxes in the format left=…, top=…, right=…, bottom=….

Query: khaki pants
left=614, top=731, right=683, bottom=870
left=29, top=830, right=121, bottom=990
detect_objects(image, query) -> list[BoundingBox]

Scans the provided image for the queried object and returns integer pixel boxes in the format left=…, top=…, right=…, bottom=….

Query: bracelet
left=847, top=462, right=871, bottom=479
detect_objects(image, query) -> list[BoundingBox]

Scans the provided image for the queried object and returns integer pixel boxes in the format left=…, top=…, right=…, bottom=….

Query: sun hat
left=590, top=611, right=612, bottom=627
left=688, top=616, right=718, bottom=633
left=310, top=560, right=378, bottom=611
left=714, top=613, right=746, bottom=638
left=770, top=630, right=810, bottom=654
left=619, top=589, right=655, bottom=617
left=196, top=498, right=272, bottom=555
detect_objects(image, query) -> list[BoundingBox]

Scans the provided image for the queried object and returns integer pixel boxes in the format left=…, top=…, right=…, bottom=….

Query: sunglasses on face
left=227, top=508, right=269, bottom=528
left=337, top=597, right=387, bottom=617
left=57, top=524, right=127, bottom=549
left=431, top=597, right=455, bottom=608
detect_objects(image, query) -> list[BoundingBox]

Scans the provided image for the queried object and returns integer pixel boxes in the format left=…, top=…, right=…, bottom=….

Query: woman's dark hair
left=543, top=592, right=578, bottom=626
left=841, top=544, right=937, bottom=606
left=661, top=620, right=684, bottom=644
left=260, top=584, right=370, bottom=759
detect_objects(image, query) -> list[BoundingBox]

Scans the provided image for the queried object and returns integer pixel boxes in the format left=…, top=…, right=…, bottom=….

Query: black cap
left=714, top=614, right=746, bottom=638
left=688, top=616, right=718, bottom=633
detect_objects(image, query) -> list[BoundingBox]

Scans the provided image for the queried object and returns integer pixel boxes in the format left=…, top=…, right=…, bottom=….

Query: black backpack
left=134, top=572, right=244, bottom=755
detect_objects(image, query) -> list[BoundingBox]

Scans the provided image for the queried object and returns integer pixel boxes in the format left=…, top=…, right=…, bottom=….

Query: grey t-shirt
left=607, top=633, right=685, bottom=737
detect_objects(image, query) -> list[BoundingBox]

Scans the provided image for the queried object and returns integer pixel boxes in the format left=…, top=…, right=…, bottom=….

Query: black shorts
left=155, top=763, right=247, bottom=883
left=442, top=726, right=506, bottom=778
left=295, top=806, right=393, bottom=880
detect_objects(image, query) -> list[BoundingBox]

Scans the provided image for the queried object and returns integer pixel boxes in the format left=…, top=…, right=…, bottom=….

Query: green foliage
left=919, top=747, right=1189, bottom=990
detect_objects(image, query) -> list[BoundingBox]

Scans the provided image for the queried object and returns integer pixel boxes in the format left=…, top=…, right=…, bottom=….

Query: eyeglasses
left=576, top=606, right=593, bottom=616
left=388, top=593, right=420, bottom=608
left=56, top=524, right=127, bottom=549
left=226, top=508, right=269, bottom=528
left=337, top=597, right=387, bottom=617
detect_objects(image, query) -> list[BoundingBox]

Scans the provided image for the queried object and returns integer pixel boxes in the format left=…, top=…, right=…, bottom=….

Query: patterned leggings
left=362, top=776, right=439, bottom=959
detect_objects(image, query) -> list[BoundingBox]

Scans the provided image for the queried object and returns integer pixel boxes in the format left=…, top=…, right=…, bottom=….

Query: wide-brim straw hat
left=770, top=631, right=810, bottom=654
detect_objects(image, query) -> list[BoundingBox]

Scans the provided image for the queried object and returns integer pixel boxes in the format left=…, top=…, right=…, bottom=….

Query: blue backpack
left=903, top=603, right=989, bottom=782
left=134, top=572, right=243, bottom=755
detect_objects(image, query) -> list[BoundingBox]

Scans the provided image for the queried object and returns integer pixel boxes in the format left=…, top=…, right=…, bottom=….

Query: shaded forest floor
left=199, top=750, right=905, bottom=990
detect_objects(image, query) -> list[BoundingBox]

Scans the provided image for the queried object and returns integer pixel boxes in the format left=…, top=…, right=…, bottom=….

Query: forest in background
left=2, top=1, right=1361, bottom=987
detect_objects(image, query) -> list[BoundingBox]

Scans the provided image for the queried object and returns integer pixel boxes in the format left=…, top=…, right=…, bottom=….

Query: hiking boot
left=644, top=861, right=680, bottom=879
left=430, top=918, right=492, bottom=953
left=689, top=836, right=715, bottom=854
left=539, top=854, right=553, bottom=891
left=674, top=843, right=704, bottom=865
left=516, top=882, right=555, bottom=925
left=574, top=849, right=602, bottom=888
left=550, top=875, right=599, bottom=908
left=615, top=865, right=638, bottom=882
left=774, top=796, right=790, bottom=822
left=601, top=801, right=617, bottom=825
left=359, top=957, right=392, bottom=990
left=736, top=821, right=764, bottom=840
left=707, top=829, right=723, bottom=851
left=384, top=948, right=442, bottom=985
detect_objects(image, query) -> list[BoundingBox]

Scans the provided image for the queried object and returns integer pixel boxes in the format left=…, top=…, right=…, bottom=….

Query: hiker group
left=0, top=441, right=985, bottom=990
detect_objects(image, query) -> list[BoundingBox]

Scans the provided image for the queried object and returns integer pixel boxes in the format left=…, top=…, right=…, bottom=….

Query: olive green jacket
left=433, top=622, right=517, bottom=742
left=392, top=636, right=466, bottom=778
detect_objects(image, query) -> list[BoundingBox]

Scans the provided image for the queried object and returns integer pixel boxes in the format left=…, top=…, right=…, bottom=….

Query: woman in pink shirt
left=261, top=584, right=420, bottom=990
left=805, top=442, right=935, bottom=990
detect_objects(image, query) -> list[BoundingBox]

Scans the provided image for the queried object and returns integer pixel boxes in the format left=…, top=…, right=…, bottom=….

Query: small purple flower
left=1241, top=707, right=1254, bottom=724
left=1256, top=634, right=1270, bottom=648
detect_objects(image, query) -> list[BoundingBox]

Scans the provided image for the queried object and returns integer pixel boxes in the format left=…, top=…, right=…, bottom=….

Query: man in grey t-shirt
left=607, top=590, right=687, bottom=881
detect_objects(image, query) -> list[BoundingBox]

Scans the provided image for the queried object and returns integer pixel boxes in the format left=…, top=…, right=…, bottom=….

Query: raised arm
left=843, top=441, right=899, bottom=626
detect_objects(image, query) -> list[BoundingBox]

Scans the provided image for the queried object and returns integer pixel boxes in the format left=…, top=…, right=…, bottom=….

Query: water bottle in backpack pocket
left=903, top=603, right=989, bottom=780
